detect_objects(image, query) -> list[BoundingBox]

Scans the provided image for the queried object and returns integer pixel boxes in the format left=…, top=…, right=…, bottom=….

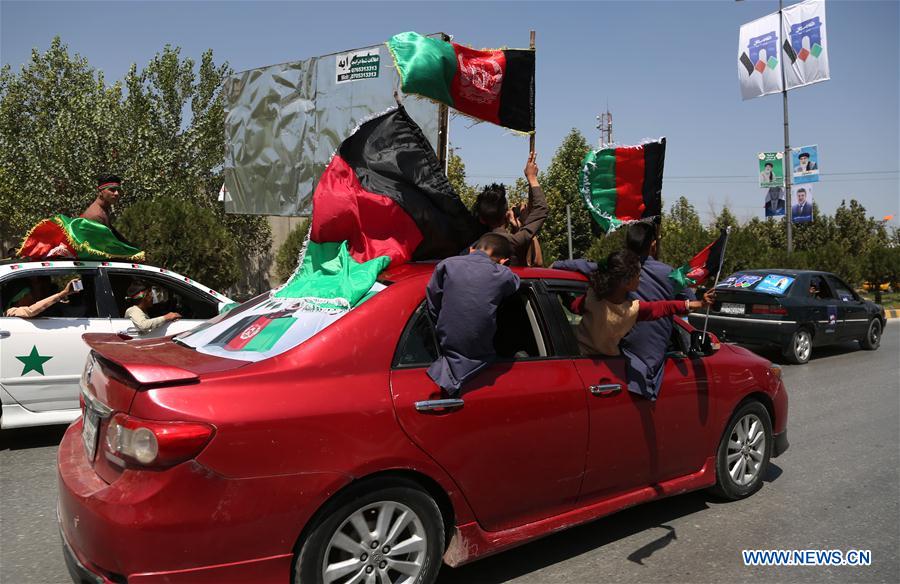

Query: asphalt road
left=2, top=322, right=898, bottom=584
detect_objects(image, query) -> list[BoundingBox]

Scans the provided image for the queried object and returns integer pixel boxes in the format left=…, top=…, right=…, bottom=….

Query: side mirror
left=690, top=330, right=719, bottom=356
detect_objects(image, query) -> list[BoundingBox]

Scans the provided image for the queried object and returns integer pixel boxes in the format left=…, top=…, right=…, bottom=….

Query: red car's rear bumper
left=57, top=421, right=348, bottom=583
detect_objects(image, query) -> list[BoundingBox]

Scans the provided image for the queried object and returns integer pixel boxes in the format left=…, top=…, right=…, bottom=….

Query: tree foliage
left=539, top=129, right=593, bottom=262
left=0, top=38, right=270, bottom=286
left=274, top=219, right=310, bottom=284
left=118, top=197, right=240, bottom=291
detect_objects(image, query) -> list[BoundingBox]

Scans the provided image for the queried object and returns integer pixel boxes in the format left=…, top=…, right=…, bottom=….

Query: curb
left=886, top=309, right=899, bottom=320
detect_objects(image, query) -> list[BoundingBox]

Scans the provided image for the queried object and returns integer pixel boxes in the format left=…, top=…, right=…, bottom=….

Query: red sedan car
left=58, top=263, right=788, bottom=584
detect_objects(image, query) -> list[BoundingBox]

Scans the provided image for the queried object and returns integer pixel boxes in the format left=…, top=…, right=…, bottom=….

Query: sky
left=2, top=0, right=898, bottom=225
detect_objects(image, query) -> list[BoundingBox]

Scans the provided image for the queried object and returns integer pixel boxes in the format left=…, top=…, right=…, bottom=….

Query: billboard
left=223, top=38, right=443, bottom=216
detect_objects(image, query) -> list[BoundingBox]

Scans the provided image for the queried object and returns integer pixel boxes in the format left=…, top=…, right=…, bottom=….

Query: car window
left=1, top=270, right=100, bottom=318
left=392, top=286, right=550, bottom=368
left=825, top=276, right=856, bottom=302
left=808, top=276, right=836, bottom=299
left=107, top=271, right=218, bottom=320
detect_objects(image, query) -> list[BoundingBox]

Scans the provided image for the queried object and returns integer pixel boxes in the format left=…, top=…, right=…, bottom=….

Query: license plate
left=720, top=302, right=745, bottom=315
left=82, top=409, right=99, bottom=461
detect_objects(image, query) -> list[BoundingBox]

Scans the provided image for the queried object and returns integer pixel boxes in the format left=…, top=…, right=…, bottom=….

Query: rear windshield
left=717, top=272, right=796, bottom=295
left=176, top=283, right=385, bottom=362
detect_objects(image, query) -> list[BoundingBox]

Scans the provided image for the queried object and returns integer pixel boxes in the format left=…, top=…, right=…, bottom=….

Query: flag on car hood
left=579, top=139, right=666, bottom=235
left=16, top=214, right=144, bottom=261
left=669, top=228, right=729, bottom=291
left=311, top=105, right=481, bottom=266
left=387, top=31, right=535, bottom=133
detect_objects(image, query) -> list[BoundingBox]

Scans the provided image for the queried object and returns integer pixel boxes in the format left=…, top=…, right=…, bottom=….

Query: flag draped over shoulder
left=311, top=105, right=482, bottom=267
left=387, top=31, right=535, bottom=133
left=579, top=139, right=666, bottom=235
left=17, top=214, right=144, bottom=261
left=669, top=228, right=729, bottom=291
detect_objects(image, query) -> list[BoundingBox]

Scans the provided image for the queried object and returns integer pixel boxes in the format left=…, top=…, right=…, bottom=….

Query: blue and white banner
left=782, top=0, right=830, bottom=91
left=792, top=145, right=820, bottom=184
left=738, top=12, right=784, bottom=101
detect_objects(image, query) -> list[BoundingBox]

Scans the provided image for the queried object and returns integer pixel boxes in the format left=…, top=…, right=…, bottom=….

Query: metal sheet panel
left=224, top=41, right=441, bottom=216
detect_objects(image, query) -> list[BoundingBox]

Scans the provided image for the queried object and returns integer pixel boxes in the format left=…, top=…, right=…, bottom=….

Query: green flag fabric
left=17, top=214, right=144, bottom=261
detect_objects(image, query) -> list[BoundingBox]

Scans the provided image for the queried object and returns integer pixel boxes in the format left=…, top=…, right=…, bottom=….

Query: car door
left=103, top=269, right=221, bottom=339
left=826, top=275, right=869, bottom=340
left=0, top=268, right=109, bottom=413
left=544, top=283, right=713, bottom=502
left=804, top=275, right=841, bottom=343
left=389, top=283, right=589, bottom=532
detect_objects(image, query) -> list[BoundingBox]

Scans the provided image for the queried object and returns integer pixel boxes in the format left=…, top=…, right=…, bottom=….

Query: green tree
left=540, top=129, right=593, bottom=263
left=274, top=219, right=310, bottom=283
left=118, top=197, right=240, bottom=290
left=446, top=147, right=479, bottom=211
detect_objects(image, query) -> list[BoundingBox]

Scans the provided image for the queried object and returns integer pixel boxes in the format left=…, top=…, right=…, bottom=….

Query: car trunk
left=80, top=333, right=247, bottom=484
left=712, top=289, right=788, bottom=319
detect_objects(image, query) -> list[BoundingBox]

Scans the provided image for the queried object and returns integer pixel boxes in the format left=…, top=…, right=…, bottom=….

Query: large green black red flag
left=669, top=228, right=729, bottom=290
left=311, top=105, right=482, bottom=267
left=579, top=139, right=666, bottom=234
left=387, top=31, right=535, bottom=133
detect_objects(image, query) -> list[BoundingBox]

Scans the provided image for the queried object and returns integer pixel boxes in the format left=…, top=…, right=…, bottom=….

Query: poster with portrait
left=758, top=152, right=784, bottom=188
left=792, top=184, right=814, bottom=223
left=764, top=187, right=786, bottom=217
left=792, top=145, right=820, bottom=184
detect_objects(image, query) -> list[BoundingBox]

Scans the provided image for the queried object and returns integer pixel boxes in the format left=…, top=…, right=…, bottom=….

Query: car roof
left=727, top=268, right=833, bottom=278
left=380, top=261, right=589, bottom=283
left=0, top=259, right=233, bottom=302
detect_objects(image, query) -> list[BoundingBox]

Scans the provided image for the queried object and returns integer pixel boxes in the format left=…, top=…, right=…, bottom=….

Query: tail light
left=751, top=304, right=788, bottom=315
left=104, top=413, right=214, bottom=469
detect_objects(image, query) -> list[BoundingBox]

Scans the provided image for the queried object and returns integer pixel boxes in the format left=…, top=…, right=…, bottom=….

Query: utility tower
left=596, top=108, right=613, bottom=147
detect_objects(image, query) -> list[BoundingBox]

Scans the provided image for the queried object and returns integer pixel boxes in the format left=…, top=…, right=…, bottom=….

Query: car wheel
left=860, top=319, right=882, bottom=350
left=295, top=479, right=445, bottom=584
left=783, top=328, right=812, bottom=364
left=710, top=401, right=773, bottom=500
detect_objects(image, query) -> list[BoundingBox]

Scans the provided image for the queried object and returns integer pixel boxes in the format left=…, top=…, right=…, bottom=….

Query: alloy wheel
left=726, top=413, right=767, bottom=486
left=794, top=331, right=811, bottom=362
left=322, top=501, right=427, bottom=584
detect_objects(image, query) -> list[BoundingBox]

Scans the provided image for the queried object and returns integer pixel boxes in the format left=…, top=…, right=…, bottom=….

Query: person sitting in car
left=124, top=282, right=181, bottom=333
left=4, top=278, right=81, bottom=318
left=575, top=250, right=715, bottom=357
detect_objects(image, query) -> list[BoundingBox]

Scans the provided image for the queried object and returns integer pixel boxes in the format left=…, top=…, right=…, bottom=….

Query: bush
left=117, top=197, right=241, bottom=291
left=274, top=220, right=310, bottom=283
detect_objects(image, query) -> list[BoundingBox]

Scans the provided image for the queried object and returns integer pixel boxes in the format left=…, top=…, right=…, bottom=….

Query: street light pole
left=779, top=0, right=793, bottom=254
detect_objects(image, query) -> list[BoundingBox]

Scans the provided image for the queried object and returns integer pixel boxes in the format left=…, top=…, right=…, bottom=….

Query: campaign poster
left=739, top=12, right=784, bottom=100
left=792, top=145, right=820, bottom=184
left=782, top=0, right=831, bottom=91
left=764, top=187, right=786, bottom=217
left=792, top=184, right=814, bottom=223
left=756, top=274, right=796, bottom=295
left=758, top=152, right=785, bottom=188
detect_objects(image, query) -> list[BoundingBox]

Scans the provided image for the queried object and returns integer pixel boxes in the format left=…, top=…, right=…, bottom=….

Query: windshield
left=177, top=283, right=386, bottom=362
left=717, top=272, right=796, bottom=295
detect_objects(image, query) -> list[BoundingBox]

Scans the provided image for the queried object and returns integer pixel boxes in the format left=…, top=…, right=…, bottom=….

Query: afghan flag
left=311, top=105, right=481, bottom=267
left=579, top=138, right=666, bottom=235
left=17, top=214, right=144, bottom=261
left=669, top=228, right=729, bottom=291
left=387, top=31, right=535, bottom=133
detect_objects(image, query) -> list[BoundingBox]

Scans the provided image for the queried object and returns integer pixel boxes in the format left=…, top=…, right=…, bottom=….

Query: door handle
left=589, top=383, right=621, bottom=396
left=415, top=399, right=465, bottom=412
left=0, top=330, right=9, bottom=339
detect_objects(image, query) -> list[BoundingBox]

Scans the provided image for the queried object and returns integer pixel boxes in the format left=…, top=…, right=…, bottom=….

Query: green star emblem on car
left=16, top=345, right=53, bottom=376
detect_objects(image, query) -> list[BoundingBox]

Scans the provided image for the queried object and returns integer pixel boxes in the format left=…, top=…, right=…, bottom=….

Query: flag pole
left=529, top=30, right=536, bottom=154
left=701, top=226, right=731, bottom=341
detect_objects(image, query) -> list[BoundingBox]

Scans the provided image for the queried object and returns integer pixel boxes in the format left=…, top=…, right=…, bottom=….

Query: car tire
left=710, top=401, right=773, bottom=501
left=859, top=318, right=882, bottom=351
left=295, top=479, right=445, bottom=584
left=782, top=328, right=812, bottom=364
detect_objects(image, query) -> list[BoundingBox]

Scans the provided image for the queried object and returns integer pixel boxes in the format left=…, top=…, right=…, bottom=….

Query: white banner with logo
left=782, top=0, right=830, bottom=91
left=738, top=12, right=784, bottom=100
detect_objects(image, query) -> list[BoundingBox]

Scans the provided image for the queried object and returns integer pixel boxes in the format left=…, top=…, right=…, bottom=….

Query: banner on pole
left=782, top=0, right=830, bottom=91
left=792, top=184, right=814, bottom=223
left=792, top=145, right=820, bottom=184
left=758, top=151, right=785, bottom=188
left=738, top=13, right=783, bottom=101
left=764, top=187, right=786, bottom=217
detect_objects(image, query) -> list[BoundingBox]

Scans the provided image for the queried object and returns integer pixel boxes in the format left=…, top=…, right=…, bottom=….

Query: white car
left=0, top=259, right=233, bottom=429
